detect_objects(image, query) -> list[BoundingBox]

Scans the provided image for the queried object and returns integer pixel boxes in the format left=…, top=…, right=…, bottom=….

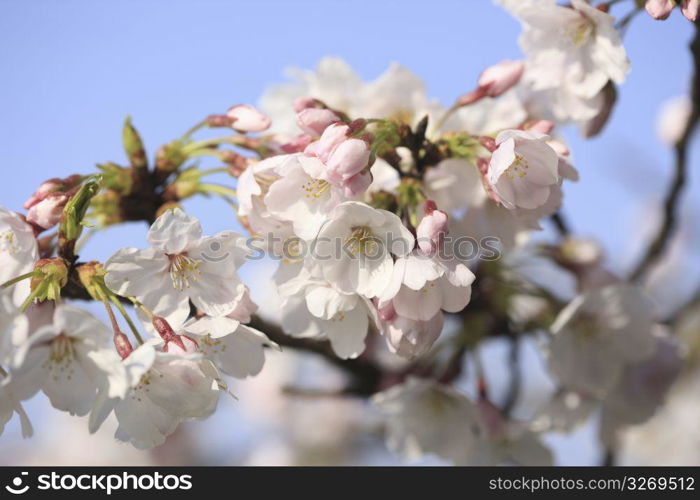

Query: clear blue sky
left=1, top=0, right=698, bottom=464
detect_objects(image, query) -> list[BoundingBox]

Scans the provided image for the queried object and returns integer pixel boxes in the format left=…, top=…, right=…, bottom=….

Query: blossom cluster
left=0, top=0, right=693, bottom=465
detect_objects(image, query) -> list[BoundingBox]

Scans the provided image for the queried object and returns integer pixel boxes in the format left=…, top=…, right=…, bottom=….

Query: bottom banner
left=0, top=467, right=697, bottom=498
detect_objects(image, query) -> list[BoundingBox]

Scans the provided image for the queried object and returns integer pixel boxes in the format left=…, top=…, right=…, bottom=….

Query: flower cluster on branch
left=1, top=0, right=698, bottom=465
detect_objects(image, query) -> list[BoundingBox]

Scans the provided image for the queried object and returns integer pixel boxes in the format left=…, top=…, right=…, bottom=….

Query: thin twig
left=501, top=334, right=521, bottom=417
left=247, top=314, right=384, bottom=396
left=550, top=212, right=570, bottom=238
left=630, top=21, right=700, bottom=282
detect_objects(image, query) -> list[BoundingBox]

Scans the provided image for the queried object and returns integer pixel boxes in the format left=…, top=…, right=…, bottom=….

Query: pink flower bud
left=228, top=285, right=258, bottom=323
left=206, top=114, right=234, bottom=127
left=226, top=104, right=271, bottom=133
left=296, top=107, right=341, bottom=136
left=305, top=122, right=351, bottom=162
left=682, top=0, right=698, bottom=20
left=416, top=200, right=448, bottom=256
left=26, top=192, right=70, bottom=231
left=326, top=138, right=371, bottom=183
left=163, top=334, right=199, bottom=355
left=293, top=96, right=321, bottom=113
left=645, top=0, right=676, bottom=19
left=278, top=134, right=314, bottom=154
left=24, top=175, right=81, bottom=209
left=477, top=59, right=525, bottom=98
left=113, top=331, right=134, bottom=359
left=152, top=315, right=199, bottom=353
left=456, top=88, right=487, bottom=107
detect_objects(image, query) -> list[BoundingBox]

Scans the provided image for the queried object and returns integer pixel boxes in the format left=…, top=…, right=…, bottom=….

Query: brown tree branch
left=630, top=20, right=700, bottom=282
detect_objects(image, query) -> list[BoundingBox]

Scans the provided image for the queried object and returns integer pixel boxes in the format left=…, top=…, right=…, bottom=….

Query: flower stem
left=110, top=295, right=144, bottom=344
left=129, top=296, right=154, bottom=320
left=199, top=183, right=237, bottom=198
left=102, top=298, right=121, bottom=334
left=183, top=119, right=208, bottom=139
left=1, top=271, right=39, bottom=290
left=19, top=287, right=43, bottom=313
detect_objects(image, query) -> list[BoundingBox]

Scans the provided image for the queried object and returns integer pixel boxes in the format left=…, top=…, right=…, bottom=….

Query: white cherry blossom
left=311, top=201, right=414, bottom=298
left=488, top=129, right=559, bottom=210
left=8, top=305, right=128, bottom=416
left=548, top=284, right=657, bottom=398
left=105, top=208, right=250, bottom=324
left=264, top=153, right=348, bottom=240
left=183, top=315, right=279, bottom=379
left=0, top=206, right=38, bottom=306
left=89, top=341, right=220, bottom=449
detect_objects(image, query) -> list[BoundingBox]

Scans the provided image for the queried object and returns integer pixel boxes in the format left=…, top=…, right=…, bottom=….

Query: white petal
left=147, top=208, right=203, bottom=254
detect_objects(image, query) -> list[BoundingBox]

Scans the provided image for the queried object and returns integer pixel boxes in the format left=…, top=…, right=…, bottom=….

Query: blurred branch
left=630, top=20, right=700, bottom=283
left=550, top=212, right=570, bottom=238
left=501, top=333, right=521, bottom=417
left=247, top=314, right=384, bottom=396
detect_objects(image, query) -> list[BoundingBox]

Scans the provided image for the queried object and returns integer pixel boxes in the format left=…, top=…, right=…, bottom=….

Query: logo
left=5, top=472, right=29, bottom=495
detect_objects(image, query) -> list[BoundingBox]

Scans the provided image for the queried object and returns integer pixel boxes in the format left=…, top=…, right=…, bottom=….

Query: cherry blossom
left=89, top=341, right=220, bottom=449
left=7, top=305, right=128, bottom=416
left=105, top=208, right=250, bottom=324
left=0, top=206, right=38, bottom=306
left=311, top=201, right=415, bottom=298
left=548, top=284, right=657, bottom=398
left=487, top=130, right=559, bottom=210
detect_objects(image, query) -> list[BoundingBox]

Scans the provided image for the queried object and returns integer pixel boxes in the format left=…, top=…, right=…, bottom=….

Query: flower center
left=345, top=226, right=379, bottom=257
left=301, top=178, right=330, bottom=201
left=283, top=238, right=303, bottom=265
left=565, top=16, right=594, bottom=47
left=0, top=230, right=19, bottom=256
left=168, top=253, right=202, bottom=291
left=49, top=333, right=74, bottom=363
left=504, top=154, right=529, bottom=180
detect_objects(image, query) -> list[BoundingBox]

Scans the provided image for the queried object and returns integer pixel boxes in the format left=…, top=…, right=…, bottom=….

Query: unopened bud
left=296, top=108, right=341, bottom=136
left=122, top=116, right=147, bottom=169
left=645, top=0, right=676, bottom=19
left=24, top=174, right=81, bottom=210
left=227, top=104, right=271, bottom=133
left=30, top=258, right=69, bottom=302
left=58, top=181, right=100, bottom=258
left=477, top=59, right=524, bottom=97
left=206, top=114, right=234, bottom=128
left=155, top=141, right=187, bottom=174
left=97, top=162, right=133, bottom=195
left=163, top=168, right=202, bottom=201
left=326, top=138, right=371, bottom=183
left=682, top=0, right=698, bottom=20
left=222, top=151, right=250, bottom=177
left=27, top=192, right=72, bottom=231
left=114, top=331, right=134, bottom=359
left=416, top=200, right=448, bottom=256
left=77, top=262, right=107, bottom=301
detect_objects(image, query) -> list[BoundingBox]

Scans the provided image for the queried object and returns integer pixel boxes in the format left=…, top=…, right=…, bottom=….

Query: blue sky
left=1, top=0, right=698, bottom=465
